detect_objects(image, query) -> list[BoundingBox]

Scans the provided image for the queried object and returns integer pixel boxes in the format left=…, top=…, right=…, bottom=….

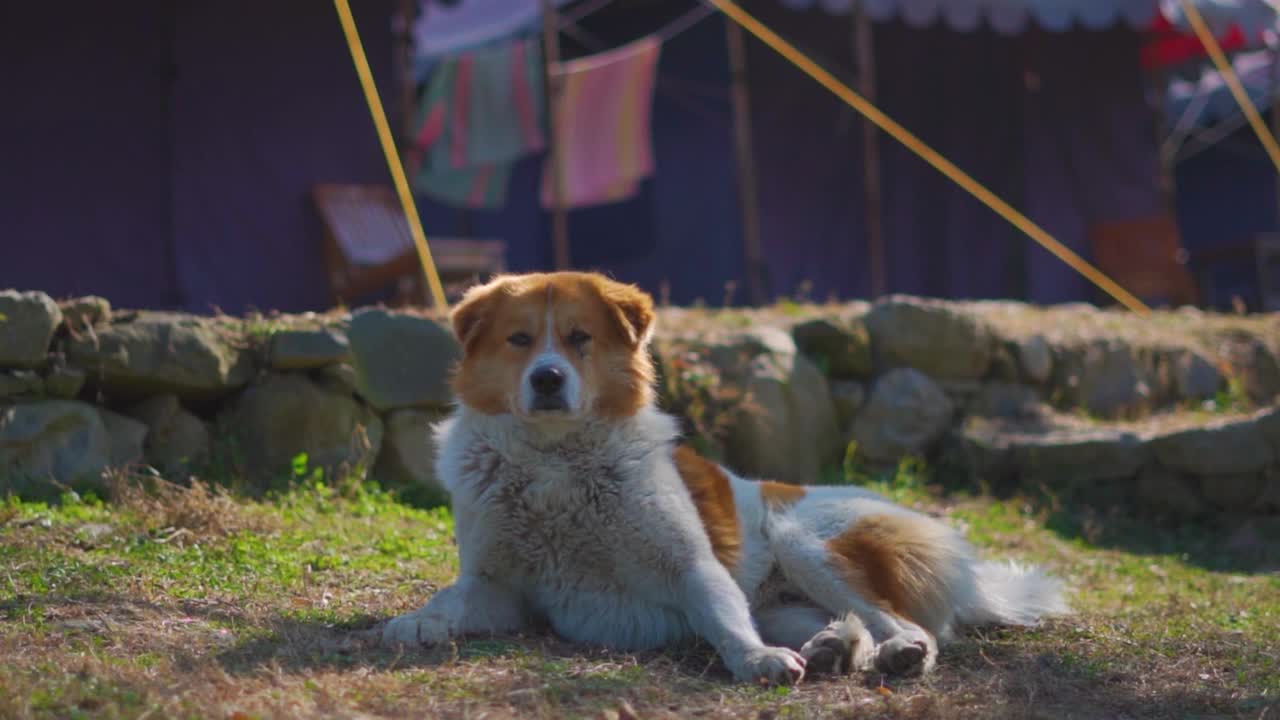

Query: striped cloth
left=541, top=37, right=661, bottom=209
left=408, top=38, right=545, bottom=209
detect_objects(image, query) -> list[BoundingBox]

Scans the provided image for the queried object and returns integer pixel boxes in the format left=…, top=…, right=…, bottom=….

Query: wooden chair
left=1088, top=213, right=1199, bottom=308
left=312, top=183, right=506, bottom=307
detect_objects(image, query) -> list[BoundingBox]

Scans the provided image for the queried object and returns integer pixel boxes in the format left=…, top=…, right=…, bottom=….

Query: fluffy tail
left=956, top=560, right=1070, bottom=627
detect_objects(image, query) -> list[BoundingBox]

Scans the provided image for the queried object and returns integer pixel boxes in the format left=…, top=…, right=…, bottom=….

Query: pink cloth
left=541, top=37, right=661, bottom=209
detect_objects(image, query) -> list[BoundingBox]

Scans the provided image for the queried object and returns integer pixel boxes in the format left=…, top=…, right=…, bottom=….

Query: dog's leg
left=769, top=522, right=937, bottom=676
left=755, top=605, right=874, bottom=675
left=679, top=561, right=807, bottom=685
left=382, top=574, right=525, bottom=648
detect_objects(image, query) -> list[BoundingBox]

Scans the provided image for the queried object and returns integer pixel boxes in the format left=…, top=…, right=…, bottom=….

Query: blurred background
left=4, top=0, right=1280, bottom=314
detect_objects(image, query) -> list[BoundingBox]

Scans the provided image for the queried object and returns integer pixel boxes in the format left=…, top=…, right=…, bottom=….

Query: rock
left=959, top=414, right=1147, bottom=490
left=315, top=363, right=359, bottom=395
left=43, top=366, right=86, bottom=399
left=703, top=328, right=841, bottom=483
left=852, top=368, right=953, bottom=464
left=65, top=312, right=253, bottom=401
left=59, top=296, right=111, bottom=330
left=227, top=373, right=384, bottom=484
left=1136, top=464, right=1204, bottom=516
left=1149, top=415, right=1274, bottom=476
left=124, top=394, right=211, bottom=474
left=1055, top=339, right=1152, bottom=418
left=99, top=410, right=147, bottom=468
left=1173, top=351, right=1222, bottom=401
left=864, top=296, right=994, bottom=380
left=269, top=328, right=351, bottom=370
left=967, top=382, right=1041, bottom=419
left=1016, top=335, right=1053, bottom=385
left=1254, top=468, right=1280, bottom=513
left=1199, top=472, right=1266, bottom=512
left=0, top=401, right=111, bottom=490
left=829, top=380, right=866, bottom=430
left=791, top=316, right=873, bottom=378
left=374, top=408, right=450, bottom=506
left=0, top=370, right=43, bottom=399
left=347, top=309, right=460, bottom=412
left=1219, top=332, right=1280, bottom=403
left=0, top=290, right=61, bottom=369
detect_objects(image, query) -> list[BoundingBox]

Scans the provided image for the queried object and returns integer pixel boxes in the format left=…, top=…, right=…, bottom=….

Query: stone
left=1149, top=415, right=1274, bottom=476
left=269, top=328, right=351, bottom=370
left=0, top=290, right=61, bottom=369
left=958, top=414, right=1148, bottom=490
left=124, top=394, right=211, bottom=474
left=0, top=371, right=43, bottom=399
left=99, top=409, right=148, bottom=468
left=1136, top=464, right=1204, bottom=517
left=43, top=366, right=86, bottom=399
left=1054, top=339, right=1152, bottom=418
left=59, top=296, right=111, bottom=330
left=791, top=316, right=873, bottom=378
left=1173, top=351, right=1222, bottom=401
left=65, top=312, right=253, bottom=401
left=0, top=401, right=111, bottom=491
left=1016, top=334, right=1053, bottom=385
left=1199, top=472, right=1266, bottom=512
left=347, top=309, right=460, bottom=412
left=967, top=382, right=1041, bottom=419
left=1254, top=468, right=1280, bottom=513
left=374, top=408, right=450, bottom=506
left=852, top=368, right=953, bottom=464
left=1219, top=332, right=1280, bottom=404
left=864, top=296, right=994, bottom=380
left=226, top=373, right=384, bottom=484
left=702, top=328, right=842, bottom=483
left=829, top=380, right=866, bottom=430
left=315, top=363, right=359, bottom=395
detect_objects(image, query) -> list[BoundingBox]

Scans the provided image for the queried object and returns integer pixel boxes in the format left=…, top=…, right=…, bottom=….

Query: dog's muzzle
left=528, top=364, right=568, bottom=412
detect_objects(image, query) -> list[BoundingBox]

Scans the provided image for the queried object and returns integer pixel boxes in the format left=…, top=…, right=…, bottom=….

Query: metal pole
left=541, top=0, right=571, bottom=269
left=853, top=2, right=885, bottom=298
left=725, top=19, right=766, bottom=305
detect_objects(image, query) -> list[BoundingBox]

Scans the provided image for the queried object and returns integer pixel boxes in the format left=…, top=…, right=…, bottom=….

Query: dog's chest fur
left=441, top=410, right=700, bottom=649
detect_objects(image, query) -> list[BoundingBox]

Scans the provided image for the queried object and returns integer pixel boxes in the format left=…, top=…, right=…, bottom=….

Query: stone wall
left=3, top=288, right=1279, bottom=518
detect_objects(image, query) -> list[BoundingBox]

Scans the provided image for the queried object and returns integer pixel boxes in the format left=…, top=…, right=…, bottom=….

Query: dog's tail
left=955, top=560, right=1069, bottom=627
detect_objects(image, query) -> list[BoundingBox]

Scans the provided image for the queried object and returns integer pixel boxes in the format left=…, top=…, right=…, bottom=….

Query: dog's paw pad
left=874, top=635, right=933, bottom=677
left=800, top=629, right=854, bottom=675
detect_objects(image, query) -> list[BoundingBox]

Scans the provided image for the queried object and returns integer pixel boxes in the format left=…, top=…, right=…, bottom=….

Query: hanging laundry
left=542, top=36, right=661, bottom=209
left=408, top=38, right=546, bottom=209
left=411, top=0, right=574, bottom=82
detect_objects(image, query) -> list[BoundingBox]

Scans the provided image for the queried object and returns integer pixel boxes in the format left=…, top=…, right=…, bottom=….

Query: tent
left=2, top=0, right=1274, bottom=312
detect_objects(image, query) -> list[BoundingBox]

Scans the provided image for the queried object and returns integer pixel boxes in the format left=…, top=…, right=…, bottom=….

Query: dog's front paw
left=381, top=610, right=451, bottom=648
left=735, top=646, right=806, bottom=685
left=874, top=632, right=936, bottom=677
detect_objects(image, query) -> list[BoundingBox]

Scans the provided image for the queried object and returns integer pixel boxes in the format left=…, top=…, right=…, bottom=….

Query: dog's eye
left=567, top=329, right=591, bottom=346
left=507, top=332, right=533, bottom=348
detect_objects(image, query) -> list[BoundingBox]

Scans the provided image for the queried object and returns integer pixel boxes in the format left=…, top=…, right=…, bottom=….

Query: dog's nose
left=530, top=366, right=565, bottom=395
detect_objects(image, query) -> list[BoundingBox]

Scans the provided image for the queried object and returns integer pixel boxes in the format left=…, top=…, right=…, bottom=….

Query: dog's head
left=449, top=272, right=656, bottom=422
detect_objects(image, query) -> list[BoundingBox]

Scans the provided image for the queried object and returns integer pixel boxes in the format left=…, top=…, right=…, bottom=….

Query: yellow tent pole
left=334, top=0, right=448, bottom=309
left=1178, top=0, right=1280, bottom=175
left=702, top=0, right=1153, bottom=316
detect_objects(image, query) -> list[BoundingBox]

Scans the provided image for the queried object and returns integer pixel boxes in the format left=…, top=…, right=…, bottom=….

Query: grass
left=1, top=465, right=1277, bottom=720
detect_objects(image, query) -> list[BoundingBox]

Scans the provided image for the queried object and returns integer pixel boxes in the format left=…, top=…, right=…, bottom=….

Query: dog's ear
left=450, top=277, right=507, bottom=350
left=593, top=277, right=656, bottom=348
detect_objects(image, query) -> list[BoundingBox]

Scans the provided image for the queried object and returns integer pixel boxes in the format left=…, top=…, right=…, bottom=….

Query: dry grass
left=1, top=471, right=1276, bottom=720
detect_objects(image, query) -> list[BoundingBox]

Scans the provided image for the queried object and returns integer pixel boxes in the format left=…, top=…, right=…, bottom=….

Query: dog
left=381, top=272, right=1067, bottom=685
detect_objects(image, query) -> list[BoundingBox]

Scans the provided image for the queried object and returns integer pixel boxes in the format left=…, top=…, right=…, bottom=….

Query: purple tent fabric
left=0, top=1, right=1165, bottom=311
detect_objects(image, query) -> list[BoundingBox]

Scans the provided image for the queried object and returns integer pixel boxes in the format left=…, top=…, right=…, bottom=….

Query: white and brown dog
left=382, top=272, right=1067, bottom=685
